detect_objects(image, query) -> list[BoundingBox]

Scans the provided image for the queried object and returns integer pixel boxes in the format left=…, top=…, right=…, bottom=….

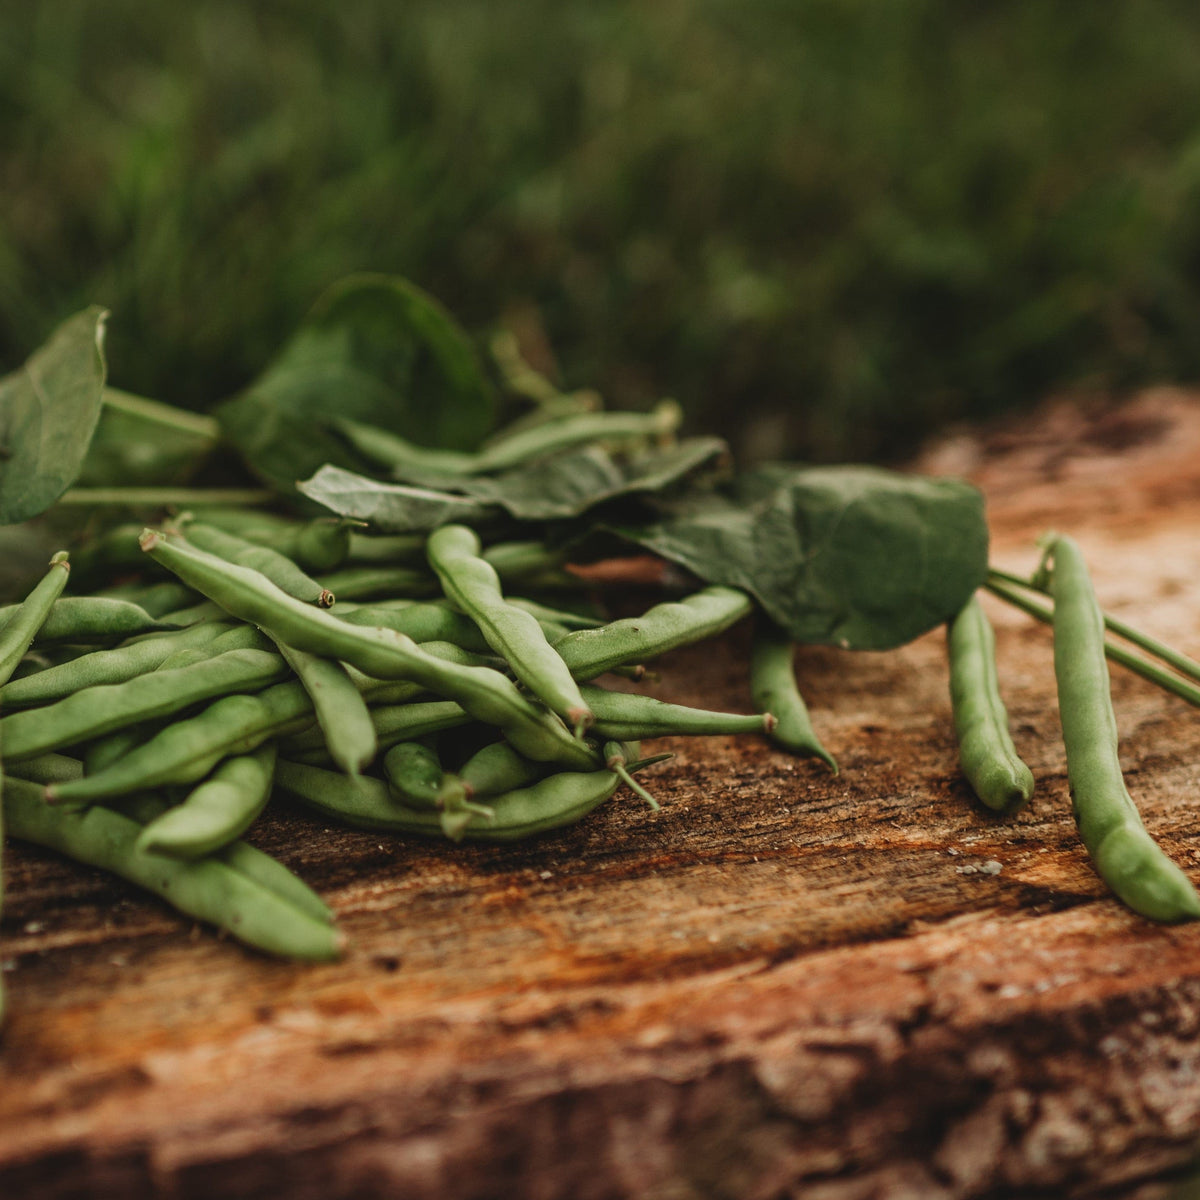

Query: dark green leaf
left=298, top=465, right=497, bottom=532
left=298, top=437, right=727, bottom=531
left=390, top=436, right=727, bottom=520
left=0, top=308, right=109, bottom=525
left=217, top=274, right=495, bottom=493
left=609, top=465, right=989, bottom=650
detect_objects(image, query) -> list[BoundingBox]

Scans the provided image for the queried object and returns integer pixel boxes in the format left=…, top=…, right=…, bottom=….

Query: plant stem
left=55, top=488, right=276, bottom=508
left=988, top=567, right=1200, bottom=686
left=103, top=388, right=221, bottom=441
left=985, top=576, right=1200, bottom=709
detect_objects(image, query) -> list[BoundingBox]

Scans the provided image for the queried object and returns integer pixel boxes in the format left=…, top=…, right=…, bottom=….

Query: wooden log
left=4, top=390, right=1200, bottom=1198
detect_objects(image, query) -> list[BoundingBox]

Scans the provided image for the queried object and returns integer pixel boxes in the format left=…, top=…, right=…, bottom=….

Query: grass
left=4, top=1, right=1200, bottom=462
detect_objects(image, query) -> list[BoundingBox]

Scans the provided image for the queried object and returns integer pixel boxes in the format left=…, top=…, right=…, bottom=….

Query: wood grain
left=5, top=390, right=1200, bottom=1199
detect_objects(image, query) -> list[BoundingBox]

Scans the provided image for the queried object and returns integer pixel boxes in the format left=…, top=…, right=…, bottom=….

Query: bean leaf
left=0, top=308, right=109, bottom=525
left=608, top=465, right=989, bottom=650
left=218, top=274, right=495, bottom=493
left=299, top=438, right=728, bottom=530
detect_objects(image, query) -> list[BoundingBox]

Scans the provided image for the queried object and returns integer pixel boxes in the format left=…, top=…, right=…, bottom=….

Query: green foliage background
left=4, top=0, right=1200, bottom=461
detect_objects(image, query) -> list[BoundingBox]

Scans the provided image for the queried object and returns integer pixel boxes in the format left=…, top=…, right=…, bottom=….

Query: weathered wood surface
left=4, top=391, right=1200, bottom=1199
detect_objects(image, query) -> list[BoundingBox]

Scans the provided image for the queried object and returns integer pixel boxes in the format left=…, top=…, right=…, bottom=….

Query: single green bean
left=749, top=617, right=837, bottom=772
left=181, top=522, right=335, bottom=607
left=332, top=417, right=478, bottom=475
left=186, top=509, right=351, bottom=573
left=269, top=636, right=376, bottom=775
left=141, top=531, right=598, bottom=770
left=47, top=682, right=318, bottom=803
left=946, top=596, right=1033, bottom=813
left=4, top=775, right=343, bottom=960
left=136, top=743, right=278, bottom=859
left=428, top=524, right=592, bottom=732
left=554, top=587, right=753, bottom=680
left=0, top=595, right=179, bottom=644
left=578, top=684, right=773, bottom=741
left=94, top=580, right=198, bottom=618
left=1041, top=534, right=1200, bottom=921
left=314, top=565, right=438, bottom=600
left=0, top=620, right=233, bottom=709
left=453, top=739, right=551, bottom=799
left=0, top=648, right=289, bottom=762
left=0, top=552, right=71, bottom=682
left=335, top=601, right=493, bottom=653
left=382, top=740, right=492, bottom=839
left=345, top=532, right=428, bottom=565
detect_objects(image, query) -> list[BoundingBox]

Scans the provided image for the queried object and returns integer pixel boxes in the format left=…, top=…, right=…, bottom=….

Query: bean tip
left=49, top=550, right=70, bottom=570
left=318, top=589, right=336, bottom=608
left=762, top=712, right=778, bottom=733
left=569, top=707, right=594, bottom=739
left=139, top=528, right=163, bottom=552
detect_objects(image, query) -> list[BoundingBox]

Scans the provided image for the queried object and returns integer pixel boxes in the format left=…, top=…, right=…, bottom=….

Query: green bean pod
left=275, top=760, right=623, bottom=842
left=336, top=601, right=493, bottom=652
left=578, top=684, right=773, bottom=741
left=554, top=587, right=753, bottom=680
left=453, top=739, right=552, bottom=799
left=0, top=596, right=180, bottom=643
left=136, top=743, right=278, bottom=859
left=7, top=750, right=332, bottom=924
left=314, top=565, right=438, bottom=600
left=0, top=552, right=71, bottom=682
left=946, top=596, right=1033, bottom=813
left=46, top=681, right=320, bottom=804
left=94, top=580, right=198, bottom=618
left=428, top=524, right=592, bottom=732
left=0, top=648, right=289, bottom=762
left=141, top=531, right=598, bottom=770
left=469, top=400, right=682, bottom=473
left=269, top=636, right=376, bottom=775
left=284, top=700, right=472, bottom=763
left=749, top=617, right=838, bottom=772
left=1042, top=534, right=1200, bottom=921
left=4, top=775, right=343, bottom=960
left=0, top=620, right=233, bottom=708
left=345, top=531, right=428, bottom=565
left=382, top=739, right=491, bottom=839
left=332, top=417, right=478, bottom=475
left=181, top=522, right=335, bottom=607
left=186, top=509, right=351, bottom=573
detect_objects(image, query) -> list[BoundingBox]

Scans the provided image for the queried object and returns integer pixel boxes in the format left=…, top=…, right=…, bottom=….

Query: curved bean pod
left=749, top=617, right=837, bottom=772
left=0, top=552, right=71, bottom=683
left=428, top=524, right=591, bottom=732
left=46, top=681, right=319, bottom=804
left=578, top=684, right=773, bottom=741
left=269, top=636, right=376, bottom=775
left=946, top=596, right=1033, bottom=813
left=1, top=648, right=289, bottom=762
left=4, top=775, right=343, bottom=960
left=181, top=522, right=335, bottom=607
left=554, top=587, right=752, bottom=680
left=0, top=620, right=233, bottom=708
left=136, top=743, right=278, bottom=859
left=0, top=596, right=179, bottom=643
left=1042, top=534, right=1200, bottom=921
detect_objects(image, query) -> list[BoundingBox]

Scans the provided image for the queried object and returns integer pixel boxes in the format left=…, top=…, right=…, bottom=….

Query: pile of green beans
left=0, top=515, right=836, bottom=975
left=4, top=496, right=1197, bottom=1004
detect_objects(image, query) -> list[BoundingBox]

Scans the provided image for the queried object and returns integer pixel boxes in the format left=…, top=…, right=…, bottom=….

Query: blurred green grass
left=4, top=0, right=1200, bottom=462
